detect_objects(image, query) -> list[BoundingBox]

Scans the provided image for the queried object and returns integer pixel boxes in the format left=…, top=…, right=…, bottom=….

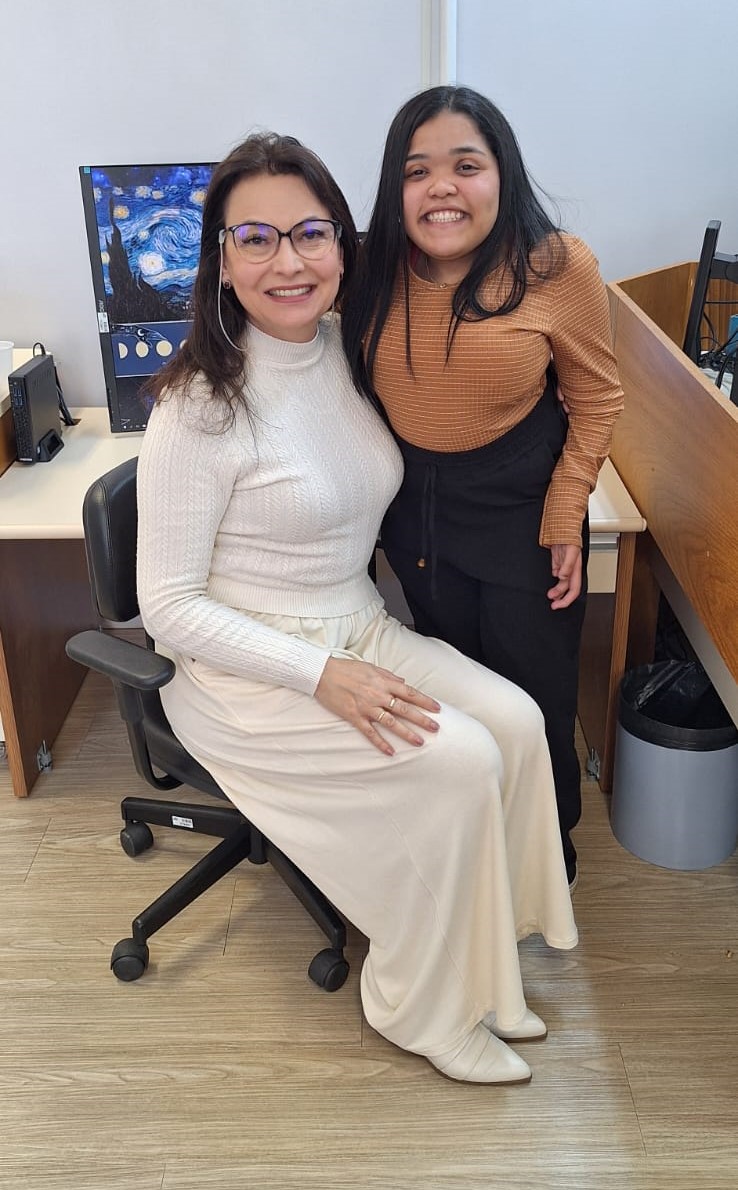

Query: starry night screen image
left=80, top=162, right=214, bottom=431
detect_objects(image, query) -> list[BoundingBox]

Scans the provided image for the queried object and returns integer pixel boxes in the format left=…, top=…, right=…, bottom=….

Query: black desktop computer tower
left=8, top=355, right=64, bottom=463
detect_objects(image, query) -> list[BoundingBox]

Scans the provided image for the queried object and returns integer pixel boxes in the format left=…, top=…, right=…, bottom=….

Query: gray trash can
left=610, top=661, right=738, bottom=870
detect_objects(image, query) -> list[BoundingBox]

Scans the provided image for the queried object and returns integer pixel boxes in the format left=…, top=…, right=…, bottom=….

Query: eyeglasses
left=218, top=218, right=342, bottom=262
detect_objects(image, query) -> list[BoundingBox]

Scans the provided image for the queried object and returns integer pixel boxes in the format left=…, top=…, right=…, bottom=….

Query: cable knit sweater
left=136, top=316, right=403, bottom=696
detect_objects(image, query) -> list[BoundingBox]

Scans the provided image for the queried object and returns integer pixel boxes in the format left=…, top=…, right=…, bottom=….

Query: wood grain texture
left=617, top=260, right=695, bottom=346
left=0, top=538, right=96, bottom=796
left=0, top=407, right=17, bottom=478
left=608, top=282, right=738, bottom=683
left=1, top=671, right=737, bottom=1188
left=617, top=262, right=737, bottom=353
left=602, top=528, right=637, bottom=791
left=578, top=530, right=639, bottom=793
left=577, top=592, right=614, bottom=773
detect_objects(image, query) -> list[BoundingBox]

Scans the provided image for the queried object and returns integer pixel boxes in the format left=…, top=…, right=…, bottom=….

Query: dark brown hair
left=342, top=85, right=564, bottom=399
left=148, top=132, right=358, bottom=417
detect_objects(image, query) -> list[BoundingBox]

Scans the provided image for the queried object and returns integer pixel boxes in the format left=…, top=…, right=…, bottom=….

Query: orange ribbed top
left=372, top=234, right=624, bottom=547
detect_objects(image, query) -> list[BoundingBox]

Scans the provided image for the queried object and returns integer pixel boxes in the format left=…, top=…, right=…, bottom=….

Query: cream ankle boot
left=430, top=1024, right=532, bottom=1084
left=482, top=1007, right=547, bottom=1041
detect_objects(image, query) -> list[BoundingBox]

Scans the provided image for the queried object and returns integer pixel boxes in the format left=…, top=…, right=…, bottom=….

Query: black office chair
left=66, top=456, right=348, bottom=990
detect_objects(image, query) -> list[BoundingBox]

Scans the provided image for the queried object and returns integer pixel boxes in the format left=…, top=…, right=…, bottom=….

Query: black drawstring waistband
left=388, top=379, right=564, bottom=600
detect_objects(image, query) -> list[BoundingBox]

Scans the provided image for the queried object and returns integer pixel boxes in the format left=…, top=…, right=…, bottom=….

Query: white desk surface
left=588, top=457, right=646, bottom=535
left=0, top=406, right=645, bottom=541
left=0, top=408, right=141, bottom=539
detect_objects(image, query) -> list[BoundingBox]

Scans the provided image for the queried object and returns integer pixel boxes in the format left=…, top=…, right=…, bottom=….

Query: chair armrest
left=66, top=629, right=176, bottom=691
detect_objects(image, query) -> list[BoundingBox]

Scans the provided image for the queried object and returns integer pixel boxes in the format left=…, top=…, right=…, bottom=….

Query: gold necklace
left=422, top=253, right=448, bottom=288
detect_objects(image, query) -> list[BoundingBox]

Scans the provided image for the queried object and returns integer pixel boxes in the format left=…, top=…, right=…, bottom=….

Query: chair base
left=112, top=796, right=349, bottom=989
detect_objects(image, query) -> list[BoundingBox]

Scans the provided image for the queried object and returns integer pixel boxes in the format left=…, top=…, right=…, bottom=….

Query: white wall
left=0, top=0, right=425, bottom=406
left=2, top=0, right=736, bottom=410
left=456, top=0, right=738, bottom=282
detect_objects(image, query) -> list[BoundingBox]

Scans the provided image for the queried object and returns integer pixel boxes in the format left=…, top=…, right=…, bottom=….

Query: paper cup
left=0, top=341, right=15, bottom=398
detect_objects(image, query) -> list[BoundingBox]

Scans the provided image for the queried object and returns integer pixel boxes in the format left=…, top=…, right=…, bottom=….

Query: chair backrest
left=82, top=456, right=140, bottom=623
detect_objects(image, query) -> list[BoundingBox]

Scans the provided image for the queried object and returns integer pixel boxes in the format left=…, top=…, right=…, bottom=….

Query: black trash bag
left=619, top=660, right=738, bottom=752
left=654, top=594, right=699, bottom=664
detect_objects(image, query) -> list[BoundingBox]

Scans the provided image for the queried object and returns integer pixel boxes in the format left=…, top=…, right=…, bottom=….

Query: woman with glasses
left=137, top=132, right=577, bottom=1086
left=342, top=86, right=625, bottom=892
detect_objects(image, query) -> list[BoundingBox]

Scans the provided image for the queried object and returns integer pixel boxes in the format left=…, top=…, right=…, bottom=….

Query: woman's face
left=220, top=173, right=342, bottom=342
left=402, top=111, right=500, bottom=286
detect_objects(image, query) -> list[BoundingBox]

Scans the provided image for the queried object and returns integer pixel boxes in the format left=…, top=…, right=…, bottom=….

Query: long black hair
left=149, top=132, right=358, bottom=416
left=342, top=85, right=564, bottom=398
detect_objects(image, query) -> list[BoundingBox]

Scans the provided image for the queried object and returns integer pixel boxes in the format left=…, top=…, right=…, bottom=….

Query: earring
left=222, top=279, right=232, bottom=290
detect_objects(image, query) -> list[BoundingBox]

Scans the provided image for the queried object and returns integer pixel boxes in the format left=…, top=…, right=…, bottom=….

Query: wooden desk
left=608, top=264, right=738, bottom=729
left=578, top=461, right=646, bottom=793
left=0, top=410, right=643, bottom=799
left=0, top=408, right=141, bottom=797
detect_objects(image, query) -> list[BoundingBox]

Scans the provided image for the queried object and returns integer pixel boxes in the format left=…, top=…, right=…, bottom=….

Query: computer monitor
left=682, top=220, right=721, bottom=365
left=79, top=162, right=214, bottom=432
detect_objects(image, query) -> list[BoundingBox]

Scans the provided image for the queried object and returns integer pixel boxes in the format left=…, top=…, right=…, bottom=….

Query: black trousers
left=381, top=383, right=588, bottom=877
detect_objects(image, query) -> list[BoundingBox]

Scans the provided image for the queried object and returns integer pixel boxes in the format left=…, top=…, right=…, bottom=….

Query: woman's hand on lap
left=315, top=657, right=440, bottom=755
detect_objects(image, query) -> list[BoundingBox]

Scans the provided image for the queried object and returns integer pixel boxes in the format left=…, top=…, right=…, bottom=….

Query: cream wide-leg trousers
left=160, top=598, right=577, bottom=1060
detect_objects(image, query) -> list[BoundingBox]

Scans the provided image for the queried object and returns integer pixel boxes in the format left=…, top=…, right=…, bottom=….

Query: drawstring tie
left=417, top=462, right=439, bottom=600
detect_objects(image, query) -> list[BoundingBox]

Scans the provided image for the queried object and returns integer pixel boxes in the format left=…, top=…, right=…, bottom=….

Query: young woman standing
left=343, top=86, right=624, bottom=887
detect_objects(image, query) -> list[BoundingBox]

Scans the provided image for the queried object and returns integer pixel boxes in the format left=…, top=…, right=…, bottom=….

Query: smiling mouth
left=266, top=286, right=314, bottom=297
left=424, top=210, right=465, bottom=224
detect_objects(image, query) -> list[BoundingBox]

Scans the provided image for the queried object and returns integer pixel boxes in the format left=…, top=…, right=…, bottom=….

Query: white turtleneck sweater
left=136, top=316, right=403, bottom=696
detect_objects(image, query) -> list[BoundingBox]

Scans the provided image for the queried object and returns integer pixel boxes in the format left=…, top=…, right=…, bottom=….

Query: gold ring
left=388, top=696, right=397, bottom=711
left=376, top=710, right=387, bottom=724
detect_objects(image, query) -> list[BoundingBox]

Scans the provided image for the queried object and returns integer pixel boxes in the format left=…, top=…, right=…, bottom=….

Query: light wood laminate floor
left=1, top=670, right=737, bottom=1189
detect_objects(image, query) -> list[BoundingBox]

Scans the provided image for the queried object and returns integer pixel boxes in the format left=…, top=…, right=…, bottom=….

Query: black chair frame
left=66, top=456, right=348, bottom=990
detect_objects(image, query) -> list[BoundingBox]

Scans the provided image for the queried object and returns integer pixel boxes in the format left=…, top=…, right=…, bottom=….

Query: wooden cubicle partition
left=616, top=261, right=695, bottom=347
left=617, top=260, right=736, bottom=349
left=607, top=265, right=738, bottom=687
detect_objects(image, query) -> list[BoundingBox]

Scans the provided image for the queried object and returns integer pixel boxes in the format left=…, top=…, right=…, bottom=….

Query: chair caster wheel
left=120, top=821, right=154, bottom=857
left=308, top=947, right=349, bottom=992
left=111, top=938, right=150, bottom=981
